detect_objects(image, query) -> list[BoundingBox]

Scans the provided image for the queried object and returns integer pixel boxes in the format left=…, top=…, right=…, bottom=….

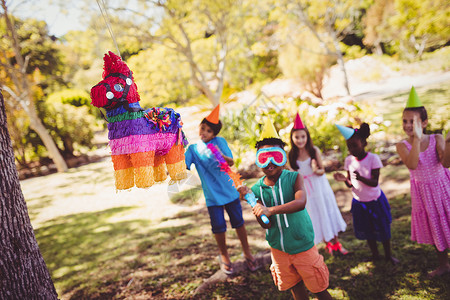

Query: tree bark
left=0, top=91, right=58, bottom=299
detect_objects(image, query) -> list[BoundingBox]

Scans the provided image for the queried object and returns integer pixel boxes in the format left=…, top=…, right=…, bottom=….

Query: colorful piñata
left=90, top=51, right=188, bottom=190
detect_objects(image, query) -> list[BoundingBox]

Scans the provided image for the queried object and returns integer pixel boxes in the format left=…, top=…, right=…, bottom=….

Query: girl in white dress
left=288, top=113, right=348, bottom=255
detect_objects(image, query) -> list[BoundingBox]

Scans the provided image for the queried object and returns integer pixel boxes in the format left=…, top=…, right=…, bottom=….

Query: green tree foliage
left=389, top=0, right=450, bottom=59
left=278, top=31, right=336, bottom=98
left=85, top=0, right=277, bottom=107
left=0, top=5, right=68, bottom=171
left=363, top=0, right=396, bottom=55
left=37, top=97, right=97, bottom=158
left=277, top=0, right=369, bottom=90
left=127, top=47, right=196, bottom=107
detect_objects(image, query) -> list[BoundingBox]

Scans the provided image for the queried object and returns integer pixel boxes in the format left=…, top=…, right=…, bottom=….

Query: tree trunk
left=330, top=29, right=351, bottom=96
left=0, top=91, right=58, bottom=299
left=27, top=107, right=68, bottom=171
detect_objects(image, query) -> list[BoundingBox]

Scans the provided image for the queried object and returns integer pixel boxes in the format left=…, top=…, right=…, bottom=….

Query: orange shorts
left=270, top=246, right=329, bottom=293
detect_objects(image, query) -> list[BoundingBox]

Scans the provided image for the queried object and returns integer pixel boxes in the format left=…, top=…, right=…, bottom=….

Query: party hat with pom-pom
left=336, top=124, right=355, bottom=140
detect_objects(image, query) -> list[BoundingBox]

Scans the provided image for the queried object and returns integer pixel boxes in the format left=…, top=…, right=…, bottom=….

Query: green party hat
left=406, top=86, right=423, bottom=108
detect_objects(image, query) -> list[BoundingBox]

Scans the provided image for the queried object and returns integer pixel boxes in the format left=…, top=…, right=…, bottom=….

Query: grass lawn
left=28, top=162, right=450, bottom=299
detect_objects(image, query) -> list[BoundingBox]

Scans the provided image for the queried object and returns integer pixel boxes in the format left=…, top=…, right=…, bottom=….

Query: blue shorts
left=207, top=198, right=245, bottom=234
left=351, top=191, right=392, bottom=242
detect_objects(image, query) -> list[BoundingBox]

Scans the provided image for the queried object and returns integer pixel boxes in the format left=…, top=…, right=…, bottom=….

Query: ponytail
left=353, top=123, right=370, bottom=142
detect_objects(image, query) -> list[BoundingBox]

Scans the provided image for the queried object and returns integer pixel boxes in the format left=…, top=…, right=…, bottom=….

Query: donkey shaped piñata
left=90, top=51, right=188, bottom=190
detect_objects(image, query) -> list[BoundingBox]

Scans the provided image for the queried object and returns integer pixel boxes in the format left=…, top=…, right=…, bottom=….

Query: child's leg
left=367, top=240, right=380, bottom=260
left=235, top=225, right=254, bottom=261
left=208, top=205, right=232, bottom=272
left=225, top=199, right=255, bottom=264
left=382, top=239, right=399, bottom=264
left=316, top=289, right=333, bottom=300
left=331, top=236, right=349, bottom=255
left=290, top=281, right=309, bottom=300
left=214, top=232, right=232, bottom=272
left=429, top=249, right=450, bottom=277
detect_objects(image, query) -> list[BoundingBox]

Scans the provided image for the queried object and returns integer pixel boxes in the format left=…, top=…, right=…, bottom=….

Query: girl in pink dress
left=396, top=104, right=450, bottom=277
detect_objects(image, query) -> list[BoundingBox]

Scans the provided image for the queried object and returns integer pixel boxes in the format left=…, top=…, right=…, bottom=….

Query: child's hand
left=413, top=115, right=423, bottom=140
left=354, top=171, right=362, bottom=181
left=224, top=155, right=234, bottom=166
left=311, top=159, right=318, bottom=172
left=333, top=172, right=347, bottom=182
left=237, top=185, right=250, bottom=200
left=252, top=203, right=271, bottom=218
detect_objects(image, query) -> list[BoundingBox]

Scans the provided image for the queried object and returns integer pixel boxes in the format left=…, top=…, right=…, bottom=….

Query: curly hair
left=255, top=137, right=286, bottom=149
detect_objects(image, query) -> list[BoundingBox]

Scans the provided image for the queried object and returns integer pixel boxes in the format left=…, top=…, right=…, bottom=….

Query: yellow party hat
left=406, top=86, right=423, bottom=108
left=260, top=118, right=280, bottom=140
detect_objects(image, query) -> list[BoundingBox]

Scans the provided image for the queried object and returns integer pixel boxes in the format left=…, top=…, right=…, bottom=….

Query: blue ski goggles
left=256, top=147, right=287, bottom=168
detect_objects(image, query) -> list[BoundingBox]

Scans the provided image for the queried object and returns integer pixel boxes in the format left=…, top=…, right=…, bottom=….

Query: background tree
left=273, top=0, right=368, bottom=96
left=363, top=0, right=395, bottom=55
left=0, top=90, right=58, bottom=299
left=0, top=0, right=67, bottom=172
left=93, top=0, right=271, bottom=107
left=389, top=0, right=450, bottom=59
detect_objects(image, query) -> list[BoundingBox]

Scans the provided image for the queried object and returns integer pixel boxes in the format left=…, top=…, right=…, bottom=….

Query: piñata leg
left=130, top=151, right=155, bottom=188
left=165, top=144, right=186, bottom=181
left=154, top=155, right=168, bottom=182
left=111, top=154, right=134, bottom=190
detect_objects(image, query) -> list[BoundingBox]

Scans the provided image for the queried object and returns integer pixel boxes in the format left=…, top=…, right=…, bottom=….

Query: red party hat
left=293, top=113, right=305, bottom=129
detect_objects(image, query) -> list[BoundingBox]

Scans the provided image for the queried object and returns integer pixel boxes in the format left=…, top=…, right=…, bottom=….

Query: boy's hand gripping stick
left=244, top=192, right=270, bottom=224
left=205, top=143, right=269, bottom=224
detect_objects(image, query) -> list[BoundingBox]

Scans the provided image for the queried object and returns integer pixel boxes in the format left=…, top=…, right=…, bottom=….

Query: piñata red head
left=90, top=51, right=140, bottom=111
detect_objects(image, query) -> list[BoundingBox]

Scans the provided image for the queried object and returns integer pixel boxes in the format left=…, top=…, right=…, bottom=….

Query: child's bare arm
left=252, top=201, right=272, bottom=229
left=354, top=168, right=380, bottom=187
left=259, top=174, right=306, bottom=217
left=223, top=155, right=234, bottom=166
left=312, top=146, right=325, bottom=175
left=443, top=131, right=450, bottom=168
left=396, top=115, right=422, bottom=169
left=435, top=133, right=445, bottom=163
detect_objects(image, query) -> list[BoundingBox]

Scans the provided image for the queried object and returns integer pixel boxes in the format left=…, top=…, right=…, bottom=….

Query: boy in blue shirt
left=184, top=104, right=256, bottom=274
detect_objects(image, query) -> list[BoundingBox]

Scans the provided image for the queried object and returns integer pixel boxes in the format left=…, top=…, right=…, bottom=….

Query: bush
left=221, top=95, right=387, bottom=167
left=38, top=99, right=98, bottom=158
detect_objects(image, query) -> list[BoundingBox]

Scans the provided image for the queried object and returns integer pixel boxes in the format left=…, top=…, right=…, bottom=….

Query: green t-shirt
left=251, top=170, right=314, bottom=254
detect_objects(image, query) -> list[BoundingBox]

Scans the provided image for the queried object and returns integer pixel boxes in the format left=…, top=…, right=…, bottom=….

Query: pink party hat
left=293, top=113, right=305, bottom=129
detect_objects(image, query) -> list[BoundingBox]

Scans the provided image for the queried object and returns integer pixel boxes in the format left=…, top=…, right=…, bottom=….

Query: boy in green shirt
left=239, top=119, right=332, bottom=300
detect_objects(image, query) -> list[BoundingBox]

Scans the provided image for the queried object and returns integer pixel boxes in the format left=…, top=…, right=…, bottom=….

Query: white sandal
left=217, top=256, right=234, bottom=275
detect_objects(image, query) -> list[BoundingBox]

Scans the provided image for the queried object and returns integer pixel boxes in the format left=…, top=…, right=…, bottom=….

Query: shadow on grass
left=35, top=204, right=268, bottom=299
left=34, top=180, right=449, bottom=299
left=198, top=194, right=449, bottom=300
